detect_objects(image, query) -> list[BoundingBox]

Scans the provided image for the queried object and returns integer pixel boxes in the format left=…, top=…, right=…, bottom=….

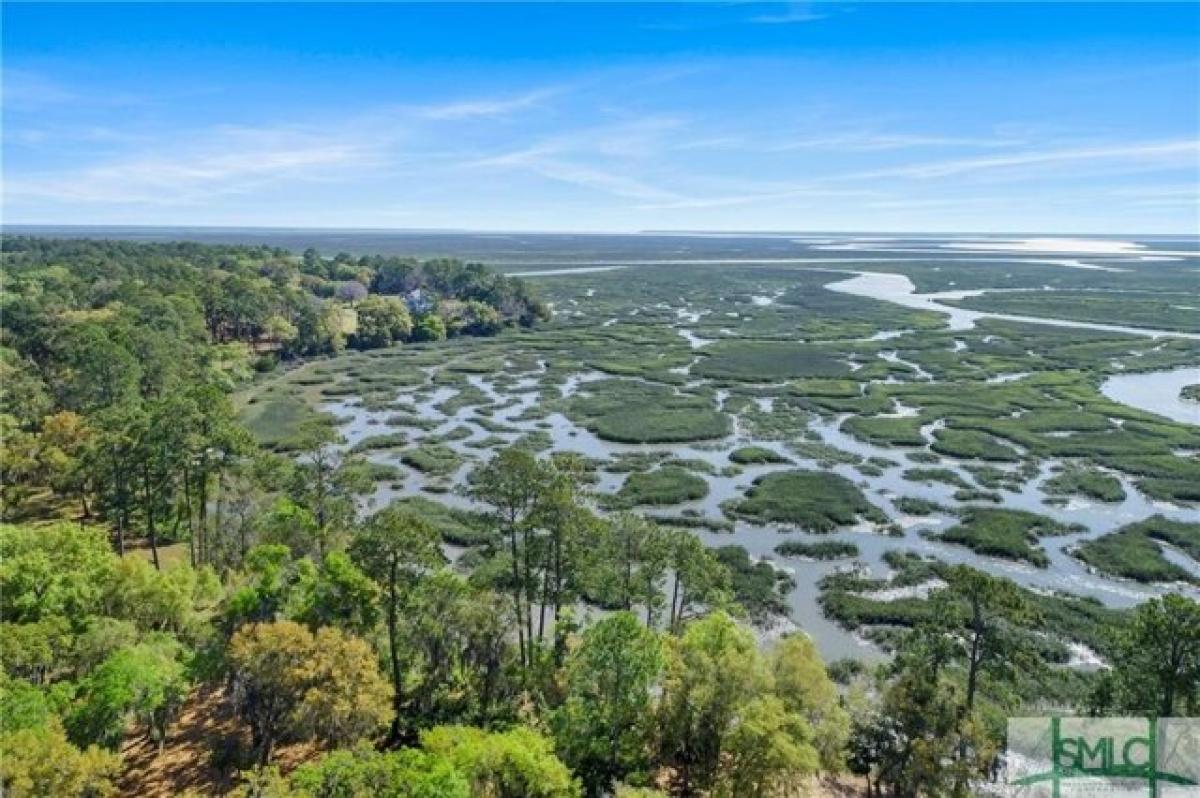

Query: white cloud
left=747, top=2, right=825, bottom=24
left=766, top=132, right=1023, bottom=153
left=2, top=70, right=79, bottom=107
left=460, top=115, right=695, bottom=202
left=2, top=69, right=164, bottom=110
left=529, top=160, right=682, bottom=202
left=2, top=84, right=565, bottom=207
left=418, top=88, right=561, bottom=120
left=637, top=185, right=877, bottom=211
left=470, top=115, right=686, bottom=162
left=468, top=146, right=682, bottom=203
left=846, top=140, right=1199, bottom=181
left=5, top=125, right=381, bottom=205
left=635, top=138, right=1200, bottom=211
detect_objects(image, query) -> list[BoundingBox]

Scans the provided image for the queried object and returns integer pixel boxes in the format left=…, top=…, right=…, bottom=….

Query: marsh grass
left=901, top=467, right=970, bottom=489
left=568, top=378, right=730, bottom=443
left=725, top=469, right=884, bottom=532
left=774, top=540, right=860, bottom=560
left=931, top=507, right=1082, bottom=567
left=1042, top=467, right=1126, bottom=502
left=728, top=446, right=792, bottom=465
left=241, top=393, right=337, bottom=452
left=612, top=466, right=710, bottom=508
left=841, top=415, right=927, bottom=447
left=931, top=428, right=1021, bottom=462
left=696, top=341, right=852, bottom=381
left=400, top=444, right=464, bottom=475
left=349, top=432, right=408, bottom=452
left=1074, top=515, right=1200, bottom=584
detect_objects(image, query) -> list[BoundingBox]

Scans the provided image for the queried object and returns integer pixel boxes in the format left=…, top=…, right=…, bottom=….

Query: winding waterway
left=826, top=271, right=1200, bottom=341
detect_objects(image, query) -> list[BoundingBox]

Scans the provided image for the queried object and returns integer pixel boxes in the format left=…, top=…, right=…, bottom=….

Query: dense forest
left=0, top=237, right=549, bottom=359
left=1, top=237, right=1198, bottom=798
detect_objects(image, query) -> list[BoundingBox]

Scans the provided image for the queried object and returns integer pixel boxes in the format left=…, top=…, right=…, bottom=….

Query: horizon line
left=3, top=223, right=1197, bottom=239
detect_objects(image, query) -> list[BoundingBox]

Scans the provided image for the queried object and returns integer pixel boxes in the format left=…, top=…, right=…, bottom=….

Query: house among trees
left=404, top=288, right=434, bottom=315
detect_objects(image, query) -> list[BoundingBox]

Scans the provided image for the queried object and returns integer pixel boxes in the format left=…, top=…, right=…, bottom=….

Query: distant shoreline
left=4, top=224, right=1198, bottom=241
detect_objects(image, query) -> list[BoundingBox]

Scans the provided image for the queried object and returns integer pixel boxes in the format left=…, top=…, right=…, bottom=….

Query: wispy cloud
left=470, top=115, right=687, bottom=160
left=468, top=144, right=682, bottom=203
left=4, top=84, right=569, bottom=206
left=644, top=2, right=827, bottom=31
left=418, top=88, right=561, bottom=120
left=845, top=139, right=1200, bottom=180
left=2, top=69, right=194, bottom=110
left=636, top=138, right=1200, bottom=210
left=462, top=115, right=696, bottom=202
left=2, top=70, right=80, bottom=107
left=637, top=185, right=876, bottom=211
left=1096, top=183, right=1200, bottom=211
left=5, top=125, right=382, bottom=205
left=516, top=159, right=682, bottom=203
left=765, top=132, right=1023, bottom=153
left=748, top=4, right=826, bottom=25
left=6, top=124, right=153, bottom=148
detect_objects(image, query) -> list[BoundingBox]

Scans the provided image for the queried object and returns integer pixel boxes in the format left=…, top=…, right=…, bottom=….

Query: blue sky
left=3, top=2, right=1198, bottom=233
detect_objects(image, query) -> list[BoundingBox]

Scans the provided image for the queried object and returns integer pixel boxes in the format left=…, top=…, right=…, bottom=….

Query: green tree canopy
left=353, top=296, right=413, bottom=349
left=67, top=636, right=189, bottom=751
left=421, top=724, right=580, bottom=798
left=1097, top=593, right=1200, bottom=717
left=288, top=744, right=470, bottom=798
left=553, top=612, right=663, bottom=797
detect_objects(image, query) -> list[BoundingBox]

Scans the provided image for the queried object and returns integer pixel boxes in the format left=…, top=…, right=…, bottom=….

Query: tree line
left=1, top=237, right=549, bottom=361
